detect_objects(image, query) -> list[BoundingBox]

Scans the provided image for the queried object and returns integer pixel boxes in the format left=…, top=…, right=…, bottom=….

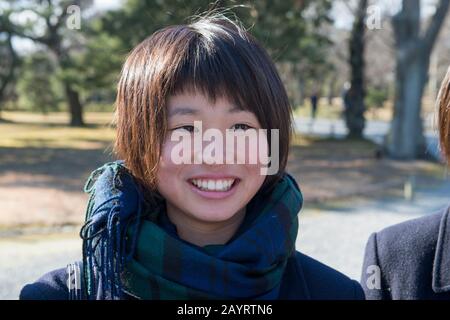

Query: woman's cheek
left=257, top=133, right=269, bottom=168
left=158, top=142, right=172, bottom=169
left=160, top=137, right=189, bottom=164
left=240, top=131, right=270, bottom=174
left=157, top=141, right=184, bottom=185
left=156, top=141, right=186, bottom=199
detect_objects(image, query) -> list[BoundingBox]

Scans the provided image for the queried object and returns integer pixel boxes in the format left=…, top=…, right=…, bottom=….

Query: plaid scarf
left=80, top=161, right=303, bottom=300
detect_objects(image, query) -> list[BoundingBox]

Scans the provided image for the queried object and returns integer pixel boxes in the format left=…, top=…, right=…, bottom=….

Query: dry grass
left=287, top=134, right=446, bottom=202
left=0, top=112, right=115, bottom=229
left=0, top=111, right=115, bottom=149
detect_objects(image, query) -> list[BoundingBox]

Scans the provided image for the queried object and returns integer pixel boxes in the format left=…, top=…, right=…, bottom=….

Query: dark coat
left=361, top=205, right=450, bottom=300
left=20, top=251, right=364, bottom=300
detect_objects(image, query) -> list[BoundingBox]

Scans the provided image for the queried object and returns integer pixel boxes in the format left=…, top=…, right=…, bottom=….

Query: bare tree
left=386, top=0, right=450, bottom=159
left=4, top=0, right=87, bottom=126
left=345, top=0, right=368, bottom=138
left=0, top=13, right=19, bottom=115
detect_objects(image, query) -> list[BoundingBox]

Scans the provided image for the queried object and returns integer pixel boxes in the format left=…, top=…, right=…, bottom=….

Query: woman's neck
left=165, top=204, right=246, bottom=247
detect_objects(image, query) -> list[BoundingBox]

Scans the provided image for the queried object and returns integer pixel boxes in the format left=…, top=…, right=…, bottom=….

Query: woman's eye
left=173, top=125, right=196, bottom=133
left=232, top=123, right=253, bottom=131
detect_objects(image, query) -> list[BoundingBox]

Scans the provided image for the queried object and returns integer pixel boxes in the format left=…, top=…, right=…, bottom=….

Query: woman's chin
left=185, top=206, right=242, bottom=223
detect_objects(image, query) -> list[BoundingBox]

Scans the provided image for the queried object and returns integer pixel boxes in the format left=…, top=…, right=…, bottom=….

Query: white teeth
left=191, top=178, right=236, bottom=191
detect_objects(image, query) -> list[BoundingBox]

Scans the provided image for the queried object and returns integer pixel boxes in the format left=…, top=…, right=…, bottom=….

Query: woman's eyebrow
left=168, top=107, right=199, bottom=117
left=169, top=105, right=246, bottom=117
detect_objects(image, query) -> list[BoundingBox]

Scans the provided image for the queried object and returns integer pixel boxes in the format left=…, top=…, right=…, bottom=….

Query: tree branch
left=0, top=32, right=19, bottom=105
left=0, top=6, right=49, bottom=45
left=53, top=0, right=78, bottom=30
left=391, top=0, right=423, bottom=64
left=421, top=0, right=450, bottom=55
left=341, top=0, right=357, bottom=16
left=5, top=23, right=48, bottom=44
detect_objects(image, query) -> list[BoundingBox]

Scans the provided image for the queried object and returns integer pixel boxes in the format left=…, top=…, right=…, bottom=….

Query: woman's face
left=156, top=91, right=267, bottom=223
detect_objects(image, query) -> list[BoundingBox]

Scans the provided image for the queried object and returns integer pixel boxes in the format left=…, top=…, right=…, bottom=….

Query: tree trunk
left=64, top=82, right=84, bottom=126
left=387, top=58, right=427, bottom=158
left=298, top=75, right=305, bottom=107
left=0, top=33, right=18, bottom=114
left=327, top=74, right=337, bottom=106
left=386, top=0, right=450, bottom=159
left=345, top=0, right=367, bottom=138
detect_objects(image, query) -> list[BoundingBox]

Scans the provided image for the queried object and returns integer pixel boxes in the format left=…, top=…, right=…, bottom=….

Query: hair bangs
left=168, top=25, right=262, bottom=117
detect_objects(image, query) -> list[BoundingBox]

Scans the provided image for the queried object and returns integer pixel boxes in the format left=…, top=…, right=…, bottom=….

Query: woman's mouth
left=190, top=178, right=236, bottom=191
left=187, top=177, right=240, bottom=199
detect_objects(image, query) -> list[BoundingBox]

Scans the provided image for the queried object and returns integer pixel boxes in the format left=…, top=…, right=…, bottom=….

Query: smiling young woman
left=20, top=14, right=364, bottom=300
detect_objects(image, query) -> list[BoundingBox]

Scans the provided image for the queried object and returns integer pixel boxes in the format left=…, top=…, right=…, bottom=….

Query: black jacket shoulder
left=20, top=268, right=68, bottom=300
left=361, top=206, right=450, bottom=299
left=291, top=251, right=364, bottom=300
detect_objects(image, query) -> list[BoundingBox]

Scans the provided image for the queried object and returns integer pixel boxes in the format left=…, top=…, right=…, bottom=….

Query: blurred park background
left=1, top=0, right=450, bottom=299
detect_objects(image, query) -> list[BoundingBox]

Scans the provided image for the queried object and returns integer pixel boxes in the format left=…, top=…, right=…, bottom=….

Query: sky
left=92, top=0, right=122, bottom=12
left=331, top=0, right=438, bottom=29
left=11, top=0, right=123, bottom=52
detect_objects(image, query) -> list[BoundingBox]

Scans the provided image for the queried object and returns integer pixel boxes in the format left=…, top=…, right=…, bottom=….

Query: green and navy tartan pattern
left=80, top=160, right=303, bottom=300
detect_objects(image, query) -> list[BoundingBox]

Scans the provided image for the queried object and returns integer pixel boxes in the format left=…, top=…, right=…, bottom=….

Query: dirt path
left=0, top=232, right=81, bottom=299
